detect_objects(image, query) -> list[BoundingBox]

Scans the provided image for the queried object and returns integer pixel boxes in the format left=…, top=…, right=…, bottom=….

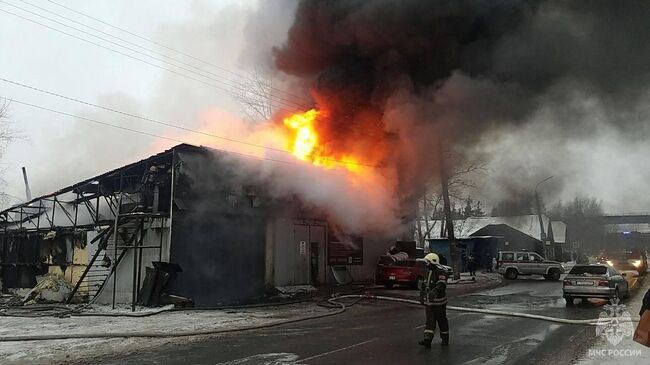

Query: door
left=529, top=253, right=545, bottom=275
left=293, top=225, right=310, bottom=285
left=609, top=267, right=628, bottom=294
left=310, top=242, right=319, bottom=285
left=308, top=225, right=325, bottom=285
left=515, top=252, right=530, bottom=274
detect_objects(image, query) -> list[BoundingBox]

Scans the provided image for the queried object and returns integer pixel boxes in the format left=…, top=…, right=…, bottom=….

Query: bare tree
left=548, top=197, right=604, bottom=220
left=548, top=196, right=605, bottom=252
left=0, top=99, right=14, bottom=160
left=0, top=99, right=9, bottom=137
left=416, top=152, right=488, bottom=246
left=0, top=99, right=18, bottom=208
left=233, top=71, right=275, bottom=122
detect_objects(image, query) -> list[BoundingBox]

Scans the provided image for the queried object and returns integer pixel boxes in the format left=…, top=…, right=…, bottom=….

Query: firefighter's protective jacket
left=420, top=263, right=448, bottom=306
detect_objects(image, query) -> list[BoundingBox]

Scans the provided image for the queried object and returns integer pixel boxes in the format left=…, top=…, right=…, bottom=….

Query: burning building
left=0, top=144, right=390, bottom=307
left=5, top=0, right=649, bottom=307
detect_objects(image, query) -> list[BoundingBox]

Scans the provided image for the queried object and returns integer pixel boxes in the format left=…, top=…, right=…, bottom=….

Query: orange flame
left=283, top=109, right=363, bottom=173
left=283, top=109, right=319, bottom=160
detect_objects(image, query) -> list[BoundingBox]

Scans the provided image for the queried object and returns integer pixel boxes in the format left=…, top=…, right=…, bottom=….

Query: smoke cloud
left=259, top=0, right=650, bottom=224
left=16, top=1, right=650, bottom=237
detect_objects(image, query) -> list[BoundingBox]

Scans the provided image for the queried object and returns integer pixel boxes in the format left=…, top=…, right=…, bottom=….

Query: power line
left=0, top=1, right=309, bottom=111
left=0, top=192, right=24, bottom=202
left=3, top=96, right=309, bottom=167
left=0, top=3, right=384, bottom=141
left=0, top=6, right=308, bottom=116
left=0, top=77, right=379, bottom=168
left=44, top=0, right=312, bottom=105
left=17, top=0, right=311, bottom=110
left=0, top=8, right=231, bottom=96
left=0, top=77, right=288, bottom=153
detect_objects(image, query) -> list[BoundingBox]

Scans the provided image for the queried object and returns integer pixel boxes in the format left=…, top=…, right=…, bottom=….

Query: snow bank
left=0, top=303, right=328, bottom=364
left=276, top=285, right=318, bottom=294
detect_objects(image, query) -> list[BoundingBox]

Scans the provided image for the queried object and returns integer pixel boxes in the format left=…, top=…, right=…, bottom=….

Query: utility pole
left=535, top=176, right=553, bottom=258
left=439, top=143, right=460, bottom=279
left=22, top=167, right=32, bottom=201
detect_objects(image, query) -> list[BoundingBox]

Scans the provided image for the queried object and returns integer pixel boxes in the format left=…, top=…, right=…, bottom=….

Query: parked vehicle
left=563, top=264, right=630, bottom=305
left=376, top=258, right=428, bottom=289
left=496, top=250, right=565, bottom=281
left=598, top=250, right=648, bottom=276
left=376, top=258, right=453, bottom=289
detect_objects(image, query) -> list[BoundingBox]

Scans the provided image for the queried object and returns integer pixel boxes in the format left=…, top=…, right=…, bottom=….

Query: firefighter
left=418, top=252, right=449, bottom=348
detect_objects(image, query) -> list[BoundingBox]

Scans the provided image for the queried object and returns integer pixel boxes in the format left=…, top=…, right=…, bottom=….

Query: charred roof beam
left=54, top=196, right=75, bottom=226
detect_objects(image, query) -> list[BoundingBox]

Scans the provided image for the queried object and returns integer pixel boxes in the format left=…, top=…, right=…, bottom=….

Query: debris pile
left=22, top=274, right=72, bottom=305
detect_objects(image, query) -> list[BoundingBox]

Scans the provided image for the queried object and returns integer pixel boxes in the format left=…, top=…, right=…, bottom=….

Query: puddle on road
left=453, top=292, right=611, bottom=320
left=215, top=353, right=301, bottom=365
left=456, top=293, right=566, bottom=310
left=460, top=324, right=562, bottom=365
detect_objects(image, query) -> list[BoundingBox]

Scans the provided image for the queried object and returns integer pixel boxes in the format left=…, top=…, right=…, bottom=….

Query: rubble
left=22, top=274, right=72, bottom=305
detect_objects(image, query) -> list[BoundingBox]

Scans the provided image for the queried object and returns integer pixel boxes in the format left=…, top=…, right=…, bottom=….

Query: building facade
left=0, top=144, right=383, bottom=307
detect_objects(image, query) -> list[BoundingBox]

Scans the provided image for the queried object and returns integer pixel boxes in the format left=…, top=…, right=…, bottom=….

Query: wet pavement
left=574, top=273, right=650, bottom=364
left=94, top=272, right=647, bottom=365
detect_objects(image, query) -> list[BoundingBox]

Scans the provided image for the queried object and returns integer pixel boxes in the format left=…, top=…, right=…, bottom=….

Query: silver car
left=562, top=264, right=630, bottom=306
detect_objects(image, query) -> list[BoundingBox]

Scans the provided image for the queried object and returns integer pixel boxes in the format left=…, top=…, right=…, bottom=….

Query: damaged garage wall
left=269, top=218, right=327, bottom=288
left=165, top=149, right=270, bottom=306
left=0, top=146, right=176, bottom=305
left=0, top=231, right=86, bottom=290
left=1, top=234, right=40, bottom=289
left=91, top=220, right=171, bottom=305
left=166, top=147, right=352, bottom=306
left=1, top=144, right=386, bottom=307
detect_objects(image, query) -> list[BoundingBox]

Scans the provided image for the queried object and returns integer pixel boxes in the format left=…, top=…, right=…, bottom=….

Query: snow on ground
left=0, top=302, right=329, bottom=364
left=276, top=285, right=318, bottom=294
left=575, top=278, right=650, bottom=364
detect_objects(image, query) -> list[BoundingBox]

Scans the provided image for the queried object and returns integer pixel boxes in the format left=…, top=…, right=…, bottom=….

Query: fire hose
left=0, top=294, right=637, bottom=342
left=330, top=294, right=641, bottom=325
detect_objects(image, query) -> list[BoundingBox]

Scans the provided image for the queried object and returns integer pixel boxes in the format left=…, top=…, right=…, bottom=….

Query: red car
left=376, top=258, right=428, bottom=289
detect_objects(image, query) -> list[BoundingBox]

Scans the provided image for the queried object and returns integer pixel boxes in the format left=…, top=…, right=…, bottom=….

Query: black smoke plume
left=269, top=0, right=650, bottom=218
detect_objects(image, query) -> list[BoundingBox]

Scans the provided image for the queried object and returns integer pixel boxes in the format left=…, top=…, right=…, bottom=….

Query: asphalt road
left=98, top=273, right=646, bottom=365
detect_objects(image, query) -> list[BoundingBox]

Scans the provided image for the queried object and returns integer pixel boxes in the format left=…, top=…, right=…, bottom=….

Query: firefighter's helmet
left=424, top=253, right=440, bottom=265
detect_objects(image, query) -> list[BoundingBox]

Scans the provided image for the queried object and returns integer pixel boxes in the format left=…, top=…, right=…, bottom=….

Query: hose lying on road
left=0, top=294, right=638, bottom=342
left=331, top=294, right=641, bottom=326
left=0, top=299, right=311, bottom=318
left=0, top=298, right=349, bottom=342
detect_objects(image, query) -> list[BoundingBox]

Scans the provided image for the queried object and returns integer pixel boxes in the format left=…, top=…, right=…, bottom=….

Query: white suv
left=496, top=251, right=565, bottom=281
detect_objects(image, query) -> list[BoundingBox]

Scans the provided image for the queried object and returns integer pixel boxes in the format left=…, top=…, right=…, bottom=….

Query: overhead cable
left=0, top=1, right=309, bottom=111
left=0, top=77, right=378, bottom=168
left=44, top=0, right=311, bottom=104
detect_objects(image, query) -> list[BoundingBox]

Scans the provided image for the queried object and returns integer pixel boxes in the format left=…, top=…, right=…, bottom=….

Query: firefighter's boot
left=418, top=331, right=434, bottom=348
left=441, top=333, right=449, bottom=346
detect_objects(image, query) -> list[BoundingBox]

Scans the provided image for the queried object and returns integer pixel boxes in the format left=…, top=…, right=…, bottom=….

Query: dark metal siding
left=165, top=149, right=269, bottom=306
left=168, top=211, right=266, bottom=306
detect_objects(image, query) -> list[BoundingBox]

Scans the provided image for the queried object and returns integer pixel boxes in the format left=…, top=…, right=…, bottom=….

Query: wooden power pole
left=438, top=143, right=461, bottom=279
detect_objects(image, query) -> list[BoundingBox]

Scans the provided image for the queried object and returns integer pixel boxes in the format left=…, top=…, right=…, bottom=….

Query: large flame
left=283, top=109, right=363, bottom=173
left=283, top=109, right=319, bottom=160
left=154, top=106, right=400, bottom=235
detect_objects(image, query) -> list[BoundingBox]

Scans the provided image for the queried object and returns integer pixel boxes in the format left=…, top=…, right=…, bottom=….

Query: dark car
left=376, top=258, right=428, bottom=289
left=599, top=250, right=648, bottom=276
left=563, top=264, right=630, bottom=306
